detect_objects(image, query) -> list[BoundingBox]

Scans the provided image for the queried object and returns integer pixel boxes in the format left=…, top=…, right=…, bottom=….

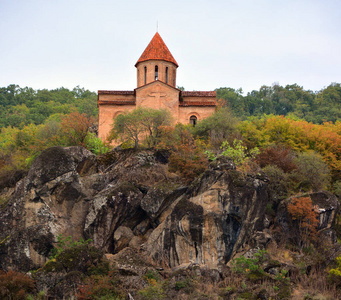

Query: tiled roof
left=135, top=32, right=178, bottom=67
left=181, top=91, right=216, bottom=97
left=179, top=101, right=216, bottom=107
left=98, top=90, right=135, bottom=95
left=98, top=100, right=136, bottom=106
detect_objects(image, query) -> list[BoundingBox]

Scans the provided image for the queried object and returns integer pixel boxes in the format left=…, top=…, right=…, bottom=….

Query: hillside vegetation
left=216, top=82, right=341, bottom=123
left=0, top=83, right=341, bottom=299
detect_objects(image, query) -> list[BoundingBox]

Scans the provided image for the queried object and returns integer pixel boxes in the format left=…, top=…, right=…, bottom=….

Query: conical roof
left=135, top=32, right=178, bottom=67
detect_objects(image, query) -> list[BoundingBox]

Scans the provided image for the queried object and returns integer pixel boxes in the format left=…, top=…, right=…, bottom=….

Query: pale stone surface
left=114, top=226, right=135, bottom=252
left=145, top=167, right=270, bottom=269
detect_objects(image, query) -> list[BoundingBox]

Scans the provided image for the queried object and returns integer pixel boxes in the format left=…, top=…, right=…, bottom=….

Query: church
left=98, top=32, right=217, bottom=142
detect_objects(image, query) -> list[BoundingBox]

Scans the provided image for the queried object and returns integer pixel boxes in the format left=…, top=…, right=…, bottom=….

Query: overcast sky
left=0, top=0, right=340, bottom=94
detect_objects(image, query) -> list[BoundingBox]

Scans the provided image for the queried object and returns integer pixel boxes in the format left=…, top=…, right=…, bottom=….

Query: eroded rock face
left=0, top=148, right=182, bottom=271
left=2, top=146, right=339, bottom=277
left=0, top=146, right=98, bottom=271
left=311, top=192, right=340, bottom=231
left=146, top=164, right=269, bottom=268
left=84, top=182, right=145, bottom=252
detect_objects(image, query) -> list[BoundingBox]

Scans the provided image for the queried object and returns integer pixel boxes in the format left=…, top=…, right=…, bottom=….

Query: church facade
left=98, top=32, right=216, bottom=141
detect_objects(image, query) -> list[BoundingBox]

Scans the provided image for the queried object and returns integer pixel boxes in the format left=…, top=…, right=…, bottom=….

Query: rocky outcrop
left=0, top=146, right=340, bottom=276
left=0, top=146, right=99, bottom=271
left=145, top=163, right=269, bottom=268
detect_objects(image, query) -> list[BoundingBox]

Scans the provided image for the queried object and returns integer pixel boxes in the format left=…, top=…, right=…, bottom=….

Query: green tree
left=216, top=87, right=246, bottom=117
left=220, top=139, right=259, bottom=168
left=110, top=108, right=172, bottom=149
left=192, top=107, right=239, bottom=148
left=295, top=151, right=331, bottom=191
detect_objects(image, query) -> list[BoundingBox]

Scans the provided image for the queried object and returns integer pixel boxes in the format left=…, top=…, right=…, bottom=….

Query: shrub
left=0, top=270, right=36, bottom=300
left=76, top=271, right=124, bottom=300
left=84, top=132, right=109, bottom=155
left=333, top=180, right=341, bottom=198
left=328, top=255, right=341, bottom=288
left=294, top=151, right=331, bottom=191
left=257, top=145, right=297, bottom=173
left=174, top=278, right=194, bottom=293
left=168, top=143, right=208, bottom=183
left=262, top=165, right=294, bottom=202
left=167, top=125, right=209, bottom=183
left=144, top=270, right=160, bottom=282
left=220, top=139, right=259, bottom=174
left=231, top=249, right=268, bottom=280
left=138, top=282, right=165, bottom=300
left=50, top=234, right=92, bottom=259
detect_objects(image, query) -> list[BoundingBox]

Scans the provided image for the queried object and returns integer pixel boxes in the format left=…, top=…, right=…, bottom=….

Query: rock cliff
left=0, top=146, right=339, bottom=276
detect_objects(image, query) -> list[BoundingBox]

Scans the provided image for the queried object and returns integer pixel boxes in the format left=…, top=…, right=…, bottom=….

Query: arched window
left=165, top=67, right=168, bottom=83
left=144, top=66, right=147, bottom=84
left=190, top=115, right=197, bottom=126
left=155, top=65, right=158, bottom=80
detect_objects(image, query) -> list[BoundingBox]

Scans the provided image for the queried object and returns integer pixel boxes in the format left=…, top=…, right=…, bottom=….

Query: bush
left=294, top=151, right=330, bottom=191
left=219, top=139, right=259, bottom=174
left=262, top=165, right=297, bottom=202
left=84, top=132, right=109, bottom=155
left=328, top=255, right=341, bottom=288
left=138, top=281, right=165, bottom=300
left=257, top=145, right=297, bottom=173
left=50, top=234, right=92, bottom=259
left=0, top=270, right=36, bottom=300
left=167, top=125, right=209, bottom=183
left=76, top=271, right=124, bottom=300
left=231, top=249, right=268, bottom=280
left=168, top=143, right=208, bottom=183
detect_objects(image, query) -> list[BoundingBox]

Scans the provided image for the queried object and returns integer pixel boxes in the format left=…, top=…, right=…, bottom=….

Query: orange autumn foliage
left=287, top=196, right=319, bottom=247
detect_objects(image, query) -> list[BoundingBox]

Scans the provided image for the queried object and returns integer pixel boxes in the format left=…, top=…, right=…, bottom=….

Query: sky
left=0, top=0, right=340, bottom=95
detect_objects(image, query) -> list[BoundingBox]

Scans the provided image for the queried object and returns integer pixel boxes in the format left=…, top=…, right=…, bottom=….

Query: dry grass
left=294, top=269, right=338, bottom=299
left=267, top=240, right=294, bottom=264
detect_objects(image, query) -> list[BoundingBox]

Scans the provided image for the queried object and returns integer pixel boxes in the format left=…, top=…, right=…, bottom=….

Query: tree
left=138, top=108, right=173, bottom=147
left=287, top=196, right=319, bottom=249
left=110, top=108, right=172, bottom=149
left=215, top=87, right=246, bottom=117
left=192, top=107, right=239, bottom=148
left=220, top=139, right=259, bottom=174
left=257, top=145, right=297, bottom=173
left=167, top=124, right=209, bottom=183
left=60, top=111, right=94, bottom=146
left=294, top=151, right=331, bottom=191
